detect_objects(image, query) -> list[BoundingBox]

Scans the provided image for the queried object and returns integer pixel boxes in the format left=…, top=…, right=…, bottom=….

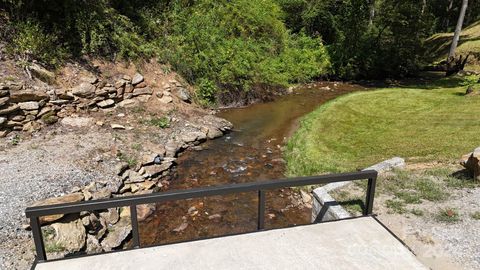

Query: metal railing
left=25, top=170, right=377, bottom=263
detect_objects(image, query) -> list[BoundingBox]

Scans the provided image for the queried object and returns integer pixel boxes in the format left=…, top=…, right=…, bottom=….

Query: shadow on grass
left=451, top=168, right=473, bottom=180
left=352, top=71, right=476, bottom=91
left=337, top=199, right=365, bottom=215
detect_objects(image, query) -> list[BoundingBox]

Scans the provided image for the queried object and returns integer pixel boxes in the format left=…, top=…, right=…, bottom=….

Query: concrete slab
left=35, top=217, right=427, bottom=270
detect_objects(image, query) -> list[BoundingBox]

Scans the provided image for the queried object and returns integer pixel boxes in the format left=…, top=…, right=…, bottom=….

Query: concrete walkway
left=35, top=217, right=427, bottom=270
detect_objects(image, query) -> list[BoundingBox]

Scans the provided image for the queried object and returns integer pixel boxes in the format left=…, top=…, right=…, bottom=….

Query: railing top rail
left=25, top=170, right=377, bottom=218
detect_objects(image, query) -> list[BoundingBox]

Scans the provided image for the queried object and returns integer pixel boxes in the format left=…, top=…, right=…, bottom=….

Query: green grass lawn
left=285, top=76, right=480, bottom=176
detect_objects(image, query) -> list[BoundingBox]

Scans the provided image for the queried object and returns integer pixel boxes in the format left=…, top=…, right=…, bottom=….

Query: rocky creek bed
left=0, top=75, right=361, bottom=269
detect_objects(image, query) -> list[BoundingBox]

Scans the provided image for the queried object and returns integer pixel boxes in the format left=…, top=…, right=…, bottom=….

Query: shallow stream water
left=139, top=82, right=363, bottom=246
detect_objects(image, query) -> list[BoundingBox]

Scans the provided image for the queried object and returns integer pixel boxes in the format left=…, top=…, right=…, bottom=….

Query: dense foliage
left=277, top=0, right=432, bottom=79
left=0, top=0, right=330, bottom=104
left=158, top=0, right=330, bottom=104
left=0, top=0, right=479, bottom=103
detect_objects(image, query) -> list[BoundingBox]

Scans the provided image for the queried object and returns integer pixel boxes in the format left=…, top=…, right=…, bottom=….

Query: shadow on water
left=139, top=81, right=365, bottom=246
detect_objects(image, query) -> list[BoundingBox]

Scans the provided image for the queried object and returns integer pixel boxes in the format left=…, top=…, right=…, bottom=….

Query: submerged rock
left=136, top=204, right=156, bottom=222
left=143, top=162, right=173, bottom=178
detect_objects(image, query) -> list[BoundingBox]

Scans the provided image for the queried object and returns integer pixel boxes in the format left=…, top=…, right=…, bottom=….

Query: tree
left=448, top=0, right=468, bottom=59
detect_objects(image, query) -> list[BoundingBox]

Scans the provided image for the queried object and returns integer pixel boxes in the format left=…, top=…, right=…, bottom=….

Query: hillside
left=425, top=20, right=480, bottom=72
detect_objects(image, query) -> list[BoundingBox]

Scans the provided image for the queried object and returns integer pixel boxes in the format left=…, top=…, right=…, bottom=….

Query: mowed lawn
left=285, top=79, right=480, bottom=176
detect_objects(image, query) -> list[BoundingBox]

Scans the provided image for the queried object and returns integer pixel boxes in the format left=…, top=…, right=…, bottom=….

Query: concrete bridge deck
left=35, top=217, right=427, bottom=270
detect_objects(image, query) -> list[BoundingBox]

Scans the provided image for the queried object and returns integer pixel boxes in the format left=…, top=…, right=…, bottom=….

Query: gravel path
left=426, top=188, right=480, bottom=269
left=376, top=186, right=480, bottom=270
left=0, top=130, right=116, bottom=269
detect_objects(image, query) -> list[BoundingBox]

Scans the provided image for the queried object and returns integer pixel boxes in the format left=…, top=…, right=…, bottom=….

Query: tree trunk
left=368, top=0, right=375, bottom=25
left=448, top=0, right=468, bottom=59
left=421, top=0, right=427, bottom=14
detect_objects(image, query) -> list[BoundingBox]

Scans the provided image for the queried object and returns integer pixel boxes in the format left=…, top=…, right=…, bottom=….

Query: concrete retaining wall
left=311, top=157, right=405, bottom=222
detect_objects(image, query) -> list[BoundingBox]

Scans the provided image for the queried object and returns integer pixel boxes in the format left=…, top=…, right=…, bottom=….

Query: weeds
left=386, top=199, right=407, bottom=214
left=117, top=152, right=137, bottom=167
left=146, top=117, right=170, bottom=129
left=45, top=242, right=66, bottom=253
left=131, top=107, right=145, bottom=114
left=414, top=179, right=447, bottom=201
left=435, top=208, right=460, bottom=223
left=471, top=211, right=480, bottom=220
left=131, top=143, right=142, bottom=151
left=11, top=134, right=20, bottom=145
left=410, top=208, right=424, bottom=216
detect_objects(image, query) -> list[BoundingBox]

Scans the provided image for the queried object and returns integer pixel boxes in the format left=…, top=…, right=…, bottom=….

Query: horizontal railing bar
left=25, top=170, right=377, bottom=218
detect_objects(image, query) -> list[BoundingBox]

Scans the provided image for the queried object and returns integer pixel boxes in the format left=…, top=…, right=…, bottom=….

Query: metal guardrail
left=25, top=170, right=377, bottom=263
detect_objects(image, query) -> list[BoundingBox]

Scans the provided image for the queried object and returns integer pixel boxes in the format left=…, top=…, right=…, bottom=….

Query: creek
left=139, top=82, right=363, bottom=246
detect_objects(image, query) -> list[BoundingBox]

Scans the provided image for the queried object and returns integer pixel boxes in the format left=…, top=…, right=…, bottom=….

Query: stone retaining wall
left=0, top=72, right=192, bottom=136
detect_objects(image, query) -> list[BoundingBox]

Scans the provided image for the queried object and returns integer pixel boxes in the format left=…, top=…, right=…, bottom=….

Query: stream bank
left=0, top=77, right=363, bottom=269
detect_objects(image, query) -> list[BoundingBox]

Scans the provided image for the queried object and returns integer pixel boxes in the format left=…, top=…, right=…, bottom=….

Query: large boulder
left=175, top=87, right=191, bottom=103
left=31, top=193, right=84, bottom=224
left=181, top=131, right=207, bottom=144
left=50, top=218, right=86, bottom=253
left=461, top=147, right=480, bottom=181
left=131, top=73, right=144, bottom=85
left=72, top=82, right=96, bottom=98
left=29, top=63, right=55, bottom=84
left=202, top=115, right=233, bottom=132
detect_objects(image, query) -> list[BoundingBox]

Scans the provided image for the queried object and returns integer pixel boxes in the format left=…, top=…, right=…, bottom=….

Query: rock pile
left=0, top=72, right=193, bottom=136
left=28, top=113, right=232, bottom=256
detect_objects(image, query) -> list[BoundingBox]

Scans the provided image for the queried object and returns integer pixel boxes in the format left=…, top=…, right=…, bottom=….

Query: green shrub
left=196, top=78, right=218, bottom=105
left=147, top=117, right=170, bottom=129
left=11, top=21, right=64, bottom=66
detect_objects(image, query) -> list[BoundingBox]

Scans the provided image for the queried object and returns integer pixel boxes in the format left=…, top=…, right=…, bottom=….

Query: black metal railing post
left=257, top=190, right=265, bottom=230
left=364, top=176, right=377, bottom=216
left=30, top=216, right=46, bottom=262
left=130, top=205, right=140, bottom=248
